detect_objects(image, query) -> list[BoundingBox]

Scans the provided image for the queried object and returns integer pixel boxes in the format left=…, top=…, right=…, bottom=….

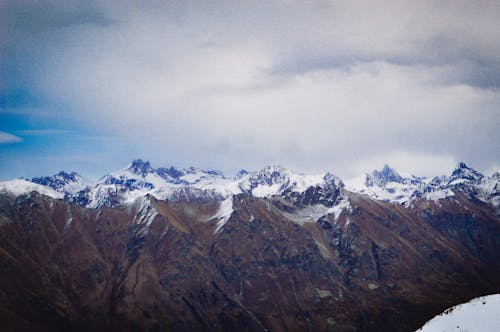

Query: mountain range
left=1, top=159, right=498, bottom=211
left=0, top=160, right=499, bottom=331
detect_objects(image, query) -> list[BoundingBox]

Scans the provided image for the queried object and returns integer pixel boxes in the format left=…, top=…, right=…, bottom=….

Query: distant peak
left=130, top=158, right=149, bottom=167
left=236, top=169, right=249, bottom=179
left=375, top=164, right=402, bottom=180
left=56, top=171, right=79, bottom=178
left=451, top=162, right=483, bottom=181
left=156, top=166, right=184, bottom=179
left=382, top=164, right=393, bottom=172
left=128, top=159, right=154, bottom=176
left=365, top=164, right=405, bottom=186
left=261, top=164, right=288, bottom=173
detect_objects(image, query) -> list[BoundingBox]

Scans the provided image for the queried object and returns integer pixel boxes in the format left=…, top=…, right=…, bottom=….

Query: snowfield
left=416, top=294, right=500, bottom=332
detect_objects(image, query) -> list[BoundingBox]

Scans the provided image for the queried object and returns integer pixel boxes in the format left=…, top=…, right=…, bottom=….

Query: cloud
left=16, top=129, right=70, bottom=136
left=0, top=131, right=22, bottom=144
left=2, top=0, right=112, bottom=34
left=1, top=1, right=499, bottom=178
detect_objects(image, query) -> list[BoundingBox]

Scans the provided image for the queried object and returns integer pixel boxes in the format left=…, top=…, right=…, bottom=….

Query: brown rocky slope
left=0, top=191, right=499, bottom=331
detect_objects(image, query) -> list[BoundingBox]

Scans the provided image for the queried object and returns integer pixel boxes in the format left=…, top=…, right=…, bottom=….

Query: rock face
left=0, top=189, right=499, bottom=332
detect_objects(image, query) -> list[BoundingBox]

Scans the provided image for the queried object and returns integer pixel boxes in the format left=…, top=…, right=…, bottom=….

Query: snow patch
left=416, top=294, right=500, bottom=332
left=282, top=197, right=351, bottom=226
left=212, top=196, right=234, bottom=234
left=326, top=197, right=351, bottom=223
left=132, top=197, right=159, bottom=234
left=65, top=206, right=73, bottom=230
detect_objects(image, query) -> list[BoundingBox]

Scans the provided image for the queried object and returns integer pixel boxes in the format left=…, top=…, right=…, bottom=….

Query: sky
left=1, top=0, right=499, bottom=180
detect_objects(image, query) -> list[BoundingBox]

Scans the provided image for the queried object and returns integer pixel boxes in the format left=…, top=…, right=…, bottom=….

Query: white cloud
left=0, top=131, right=22, bottom=144
left=2, top=0, right=499, bottom=177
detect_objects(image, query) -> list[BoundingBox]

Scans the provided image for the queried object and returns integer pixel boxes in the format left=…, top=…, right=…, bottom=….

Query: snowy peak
left=323, top=172, right=344, bottom=189
left=449, top=162, right=484, bottom=183
left=242, top=165, right=291, bottom=194
left=347, top=162, right=499, bottom=206
left=422, top=163, right=492, bottom=202
left=346, top=165, right=425, bottom=205
left=238, top=165, right=344, bottom=206
left=127, top=159, right=154, bottom=177
left=366, top=164, right=405, bottom=186
left=235, top=169, right=249, bottom=179
left=31, top=171, right=88, bottom=194
left=156, top=166, right=183, bottom=179
left=78, top=160, right=233, bottom=208
left=250, top=165, right=290, bottom=186
left=2, top=159, right=498, bottom=210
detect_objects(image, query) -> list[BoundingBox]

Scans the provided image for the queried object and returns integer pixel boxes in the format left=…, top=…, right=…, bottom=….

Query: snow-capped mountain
left=346, top=163, right=499, bottom=207
left=346, top=164, right=426, bottom=205
left=1, top=160, right=498, bottom=210
left=77, top=161, right=345, bottom=209
left=0, top=170, right=88, bottom=199
left=237, top=164, right=344, bottom=202
left=31, top=171, right=89, bottom=195
left=73, top=159, right=234, bottom=208
left=416, top=294, right=500, bottom=332
left=422, top=162, right=499, bottom=205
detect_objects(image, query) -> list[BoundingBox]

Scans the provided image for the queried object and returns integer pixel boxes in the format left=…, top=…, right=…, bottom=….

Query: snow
left=423, top=188, right=455, bottom=201
left=289, top=173, right=326, bottom=193
left=345, top=168, right=425, bottom=205
left=416, top=294, right=500, bottom=332
left=345, top=163, right=499, bottom=207
left=327, top=197, right=351, bottom=222
left=283, top=204, right=331, bottom=225
left=344, top=175, right=366, bottom=192
left=238, top=165, right=340, bottom=198
left=251, top=182, right=284, bottom=197
left=212, top=196, right=234, bottom=234
left=65, top=206, right=73, bottom=230
left=0, top=179, right=63, bottom=199
left=132, top=197, right=159, bottom=234
left=80, top=162, right=345, bottom=208
left=280, top=197, right=351, bottom=226
left=2, top=160, right=498, bottom=212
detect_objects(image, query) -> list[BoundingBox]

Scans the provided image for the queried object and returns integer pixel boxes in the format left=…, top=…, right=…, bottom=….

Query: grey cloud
left=2, top=0, right=112, bottom=34
left=1, top=1, right=499, bottom=178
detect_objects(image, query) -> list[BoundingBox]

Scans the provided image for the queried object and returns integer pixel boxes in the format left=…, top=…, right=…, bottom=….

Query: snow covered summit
left=0, top=160, right=497, bottom=210
left=346, top=164, right=425, bottom=205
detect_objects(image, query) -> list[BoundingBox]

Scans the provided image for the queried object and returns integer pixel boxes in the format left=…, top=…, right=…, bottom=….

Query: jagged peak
left=323, top=172, right=345, bottom=188
left=366, top=164, right=405, bottom=186
left=31, top=171, right=85, bottom=193
left=55, top=171, right=82, bottom=181
left=259, top=164, right=289, bottom=173
left=235, top=169, right=249, bottom=179
left=127, top=159, right=154, bottom=176
left=156, top=166, right=185, bottom=179
left=248, top=165, right=291, bottom=183
left=450, top=162, right=483, bottom=181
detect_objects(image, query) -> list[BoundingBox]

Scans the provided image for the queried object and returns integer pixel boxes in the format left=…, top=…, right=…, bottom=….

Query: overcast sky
left=1, top=0, right=499, bottom=180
